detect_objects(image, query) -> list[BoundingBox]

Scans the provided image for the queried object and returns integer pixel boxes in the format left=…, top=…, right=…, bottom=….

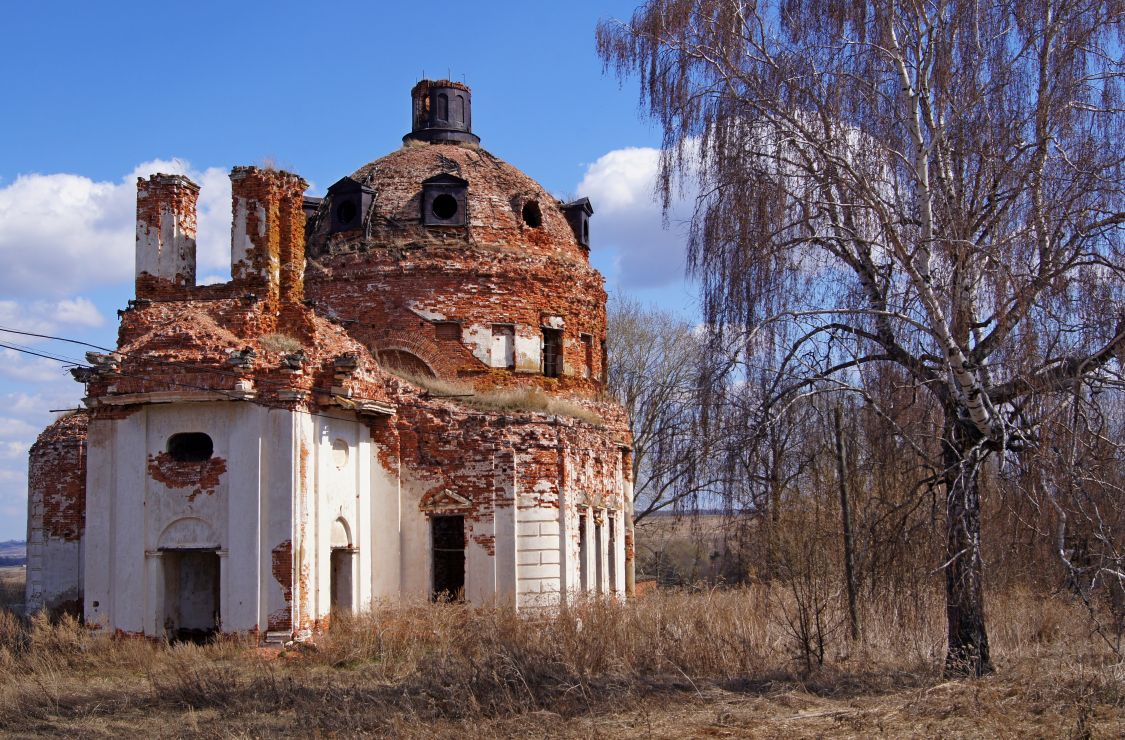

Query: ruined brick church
left=25, top=80, right=633, bottom=641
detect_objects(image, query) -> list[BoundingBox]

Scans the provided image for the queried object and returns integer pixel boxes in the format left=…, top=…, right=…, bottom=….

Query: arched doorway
left=329, top=518, right=356, bottom=615
left=377, top=349, right=436, bottom=378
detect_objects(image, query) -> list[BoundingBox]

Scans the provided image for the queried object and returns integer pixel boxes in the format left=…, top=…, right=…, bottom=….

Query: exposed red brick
left=145, top=452, right=227, bottom=501
left=28, top=412, right=88, bottom=541
left=472, top=533, right=496, bottom=556
left=269, top=539, right=293, bottom=631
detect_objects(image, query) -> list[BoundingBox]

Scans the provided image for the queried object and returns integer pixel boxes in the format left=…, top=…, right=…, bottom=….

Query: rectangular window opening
left=595, top=513, right=605, bottom=594
left=608, top=513, right=617, bottom=593
left=542, top=327, right=563, bottom=378
left=431, top=515, right=466, bottom=602
left=580, top=333, right=593, bottom=379
left=435, top=321, right=462, bottom=341
left=577, top=511, right=588, bottom=592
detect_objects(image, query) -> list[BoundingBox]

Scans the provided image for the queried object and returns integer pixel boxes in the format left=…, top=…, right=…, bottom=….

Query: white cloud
left=7, top=391, right=75, bottom=416
left=576, top=147, right=696, bottom=289
left=52, top=297, right=104, bottom=327
left=0, top=418, right=38, bottom=440
left=0, top=156, right=239, bottom=541
left=0, top=296, right=105, bottom=338
left=0, top=441, right=29, bottom=461
left=0, top=159, right=232, bottom=299
left=0, top=349, right=76, bottom=382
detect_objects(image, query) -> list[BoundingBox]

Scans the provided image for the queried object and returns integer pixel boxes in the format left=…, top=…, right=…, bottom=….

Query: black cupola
left=403, top=79, right=480, bottom=146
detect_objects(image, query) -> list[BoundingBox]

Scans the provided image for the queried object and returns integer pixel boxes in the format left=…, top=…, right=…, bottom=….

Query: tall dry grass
left=0, top=572, right=21, bottom=613
left=1, top=587, right=1123, bottom=735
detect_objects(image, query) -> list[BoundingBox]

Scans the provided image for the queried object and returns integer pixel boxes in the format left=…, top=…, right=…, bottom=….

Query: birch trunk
left=943, top=411, right=993, bottom=676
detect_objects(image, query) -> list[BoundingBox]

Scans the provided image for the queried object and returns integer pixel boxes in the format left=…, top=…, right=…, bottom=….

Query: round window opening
left=522, top=200, right=542, bottom=228
left=336, top=200, right=358, bottom=226
left=431, top=194, right=459, bottom=220
left=167, top=432, right=213, bottom=462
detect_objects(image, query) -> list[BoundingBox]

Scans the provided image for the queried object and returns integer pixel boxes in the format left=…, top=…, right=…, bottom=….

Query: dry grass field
left=2, top=564, right=1123, bottom=738
left=0, top=567, right=22, bottom=613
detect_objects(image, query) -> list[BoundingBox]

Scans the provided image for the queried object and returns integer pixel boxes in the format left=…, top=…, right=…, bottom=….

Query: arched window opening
left=167, top=433, right=213, bottom=462
left=436, top=93, right=449, bottom=121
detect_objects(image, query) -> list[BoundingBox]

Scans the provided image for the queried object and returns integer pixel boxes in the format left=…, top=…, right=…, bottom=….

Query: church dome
left=307, top=143, right=590, bottom=263
left=305, top=80, right=592, bottom=262
left=302, top=80, right=605, bottom=394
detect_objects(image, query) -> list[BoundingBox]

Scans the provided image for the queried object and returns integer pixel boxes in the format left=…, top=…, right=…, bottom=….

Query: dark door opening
left=431, top=515, right=465, bottom=602
left=578, top=512, right=588, bottom=592
left=162, top=549, right=219, bottom=643
left=608, top=514, right=617, bottom=592
left=542, top=328, right=563, bottom=378
left=330, top=548, right=356, bottom=615
left=595, top=515, right=605, bottom=594
left=580, top=333, right=593, bottom=379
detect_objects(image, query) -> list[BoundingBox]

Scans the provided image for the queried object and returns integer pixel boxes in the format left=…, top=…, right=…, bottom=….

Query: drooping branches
left=600, top=0, right=1125, bottom=676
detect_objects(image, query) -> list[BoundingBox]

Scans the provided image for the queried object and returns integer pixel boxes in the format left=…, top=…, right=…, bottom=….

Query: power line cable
left=0, top=340, right=384, bottom=426
left=0, top=324, right=620, bottom=441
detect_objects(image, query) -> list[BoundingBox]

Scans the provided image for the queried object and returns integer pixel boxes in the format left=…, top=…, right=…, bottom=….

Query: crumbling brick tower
left=26, top=80, right=632, bottom=637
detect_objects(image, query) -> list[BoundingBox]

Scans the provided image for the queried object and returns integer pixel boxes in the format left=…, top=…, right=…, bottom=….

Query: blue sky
left=0, top=1, right=698, bottom=540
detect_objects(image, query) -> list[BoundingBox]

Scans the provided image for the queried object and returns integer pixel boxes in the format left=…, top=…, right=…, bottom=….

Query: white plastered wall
left=25, top=496, right=83, bottom=615
left=307, top=413, right=377, bottom=624
left=556, top=448, right=628, bottom=604
left=396, top=447, right=517, bottom=607
left=83, top=402, right=298, bottom=636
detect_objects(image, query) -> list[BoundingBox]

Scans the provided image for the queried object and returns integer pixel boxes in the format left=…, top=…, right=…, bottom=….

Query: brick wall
left=25, top=411, right=88, bottom=615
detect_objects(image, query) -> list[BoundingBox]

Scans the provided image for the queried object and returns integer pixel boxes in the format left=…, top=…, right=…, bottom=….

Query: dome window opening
left=563, top=197, right=594, bottom=249
left=422, top=173, right=469, bottom=227
left=326, top=176, right=375, bottom=235
left=432, top=194, right=459, bottom=220
left=167, top=433, right=213, bottom=462
left=521, top=200, right=543, bottom=228
left=336, top=200, right=358, bottom=228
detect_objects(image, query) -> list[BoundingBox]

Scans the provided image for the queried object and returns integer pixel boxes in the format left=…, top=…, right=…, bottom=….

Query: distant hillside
left=0, top=540, right=26, bottom=566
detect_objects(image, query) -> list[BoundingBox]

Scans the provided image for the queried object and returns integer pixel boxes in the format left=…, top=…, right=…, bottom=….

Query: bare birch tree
left=599, top=0, right=1125, bottom=676
left=608, top=295, right=714, bottom=524
left=608, top=295, right=729, bottom=593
